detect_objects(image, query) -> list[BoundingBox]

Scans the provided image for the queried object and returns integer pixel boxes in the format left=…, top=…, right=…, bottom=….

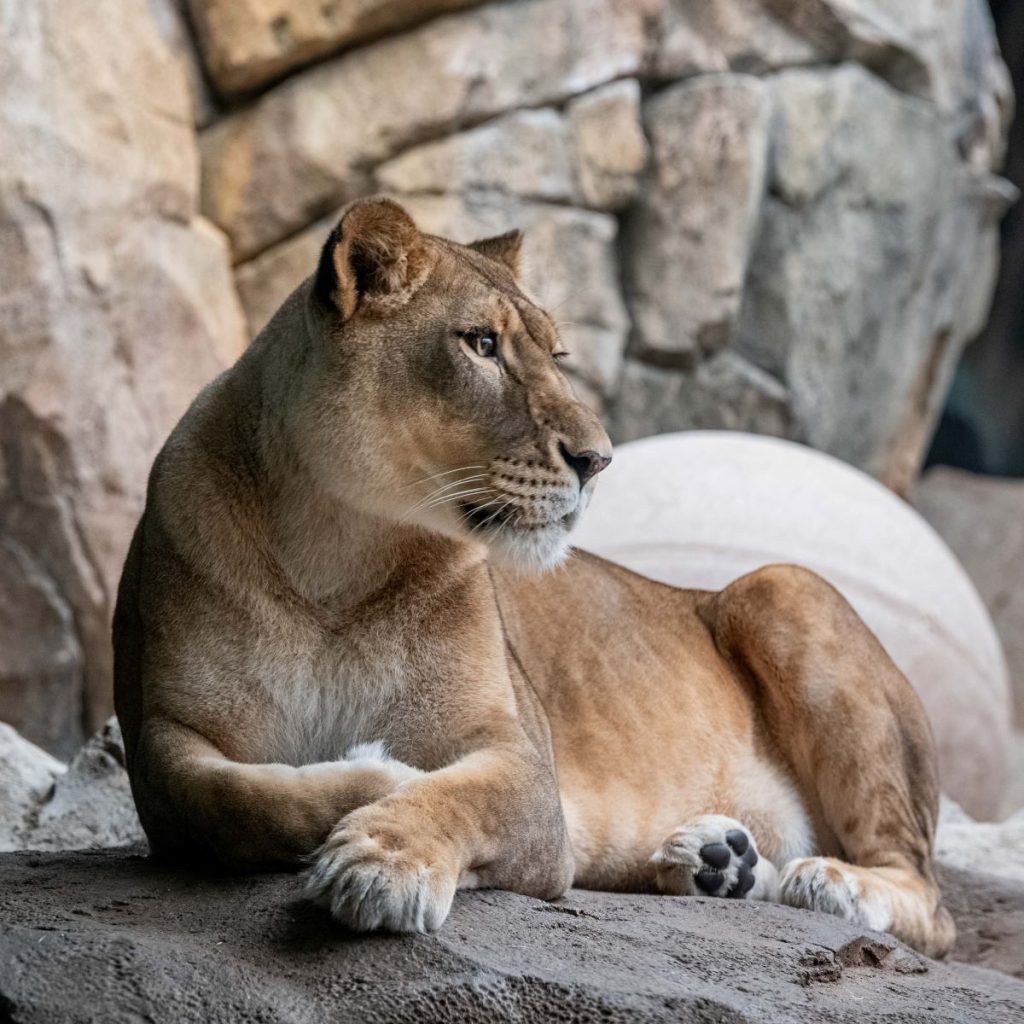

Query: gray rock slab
left=1, top=848, right=1022, bottom=1023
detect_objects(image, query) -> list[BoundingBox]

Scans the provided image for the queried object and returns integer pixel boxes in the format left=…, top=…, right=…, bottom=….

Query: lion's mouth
left=460, top=500, right=516, bottom=532
left=460, top=499, right=575, bottom=534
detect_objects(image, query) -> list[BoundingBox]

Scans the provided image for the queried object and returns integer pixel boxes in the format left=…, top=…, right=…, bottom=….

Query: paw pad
left=654, top=816, right=764, bottom=900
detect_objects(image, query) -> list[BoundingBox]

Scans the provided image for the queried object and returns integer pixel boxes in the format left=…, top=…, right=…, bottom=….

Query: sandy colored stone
left=376, top=108, right=575, bottom=203
left=655, top=0, right=820, bottom=78
left=866, top=0, right=1012, bottom=169
left=200, top=0, right=662, bottom=259
left=612, top=354, right=793, bottom=442
left=235, top=215, right=331, bottom=340
left=656, top=1, right=1010, bottom=170
left=624, top=74, right=770, bottom=363
left=735, top=63, right=1013, bottom=493
left=567, top=79, right=648, bottom=210
left=0, top=0, right=247, bottom=755
left=187, top=0, right=487, bottom=95
left=151, top=0, right=220, bottom=127
left=572, top=432, right=1012, bottom=819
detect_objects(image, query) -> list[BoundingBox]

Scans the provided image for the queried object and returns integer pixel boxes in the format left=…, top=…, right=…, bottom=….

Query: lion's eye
left=474, top=333, right=498, bottom=359
left=461, top=330, right=498, bottom=359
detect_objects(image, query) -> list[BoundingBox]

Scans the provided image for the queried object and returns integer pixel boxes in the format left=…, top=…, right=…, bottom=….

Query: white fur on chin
left=484, top=524, right=572, bottom=575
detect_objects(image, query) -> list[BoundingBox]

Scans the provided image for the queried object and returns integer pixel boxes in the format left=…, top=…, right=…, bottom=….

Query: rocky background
left=1, top=1, right=1021, bottom=782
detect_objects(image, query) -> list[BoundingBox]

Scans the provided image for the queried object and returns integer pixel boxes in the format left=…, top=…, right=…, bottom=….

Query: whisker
left=403, top=464, right=486, bottom=490
left=400, top=474, right=488, bottom=521
left=420, top=486, right=493, bottom=512
left=403, top=486, right=495, bottom=523
left=472, top=496, right=518, bottom=534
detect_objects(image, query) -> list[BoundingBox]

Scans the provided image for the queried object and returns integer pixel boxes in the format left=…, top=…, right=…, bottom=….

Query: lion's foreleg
left=303, top=741, right=573, bottom=932
left=137, top=721, right=418, bottom=868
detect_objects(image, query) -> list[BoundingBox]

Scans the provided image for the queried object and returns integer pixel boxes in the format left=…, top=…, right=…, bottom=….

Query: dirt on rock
left=1, top=848, right=1022, bottom=1023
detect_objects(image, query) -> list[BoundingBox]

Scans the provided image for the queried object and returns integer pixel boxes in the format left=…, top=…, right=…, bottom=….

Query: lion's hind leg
left=652, top=815, right=779, bottom=901
left=702, top=564, right=955, bottom=958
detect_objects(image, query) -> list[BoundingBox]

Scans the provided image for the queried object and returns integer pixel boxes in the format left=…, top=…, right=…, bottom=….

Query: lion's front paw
left=303, top=821, right=456, bottom=933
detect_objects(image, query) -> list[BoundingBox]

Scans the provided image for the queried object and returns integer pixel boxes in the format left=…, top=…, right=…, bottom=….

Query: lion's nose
left=558, top=442, right=612, bottom=487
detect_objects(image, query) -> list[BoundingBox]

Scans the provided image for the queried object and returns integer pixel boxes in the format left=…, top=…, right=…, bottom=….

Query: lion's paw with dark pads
left=652, top=815, right=766, bottom=900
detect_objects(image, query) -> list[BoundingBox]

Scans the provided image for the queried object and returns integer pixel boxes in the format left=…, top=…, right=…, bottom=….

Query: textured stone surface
left=0, top=724, right=65, bottom=854
left=187, top=0, right=487, bottom=95
left=0, top=0, right=247, bottom=756
left=376, top=83, right=648, bottom=213
left=567, top=79, right=649, bottom=210
left=624, top=74, right=770, bottom=363
left=916, top=468, right=1024, bottom=725
left=655, top=0, right=819, bottom=78
left=613, top=354, right=792, bottom=441
left=376, top=108, right=576, bottom=203
left=27, top=719, right=145, bottom=853
left=572, top=432, right=1013, bottom=819
left=735, top=63, right=1013, bottom=493
left=0, top=719, right=143, bottom=854
left=1, top=847, right=1022, bottom=1023
left=199, top=0, right=661, bottom=259
left=892, top=0, right=1013, bottom=168
left=151, top=0, right=220, bottom=127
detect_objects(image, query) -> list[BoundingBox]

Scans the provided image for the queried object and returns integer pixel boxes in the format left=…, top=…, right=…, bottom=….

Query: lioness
left=114, top=198, right=954, bottom=957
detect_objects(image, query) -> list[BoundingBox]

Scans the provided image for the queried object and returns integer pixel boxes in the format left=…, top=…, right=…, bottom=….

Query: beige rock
left=762, top=0, right=931, bottom=96
left=200, top=0, right=662, bottom=259
left=611, top=353, right=793, bottom=442
left=151, top=0, right=220, bottom=127
left=572, top=432, right=1013, bottom=819
left=375, top=81, right=647, bottom=215
left=187, top=0, right=487, bottom=95
left=916, top=468, right=1024, bottom=726
left=235, top=215, right=331, bottom=340
left=376, top=109, right=575, bottom=203
left=236, top=192, right=629, bottom=397
left=655, top=0, right=820, bottom=78
left=0, top=0, right=247, bottom=755
left=567, top=80, right=648, bottom=210
left=872, top=0, right=1012, bottom=169
left=659, top=0, right=1011, bottom=169
left=624, top=74, right=770, bottom=362
left=735, top=63, right=1013, bottom=493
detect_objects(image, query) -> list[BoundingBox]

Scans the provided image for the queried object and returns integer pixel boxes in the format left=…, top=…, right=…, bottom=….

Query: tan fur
left=114, top=198, right=953, bottom=955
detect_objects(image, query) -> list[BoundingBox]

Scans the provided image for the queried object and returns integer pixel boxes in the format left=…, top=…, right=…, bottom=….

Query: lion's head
left=287, top=197, right=612, bottom=572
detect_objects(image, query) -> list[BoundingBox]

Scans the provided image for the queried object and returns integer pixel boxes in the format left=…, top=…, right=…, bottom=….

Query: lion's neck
left=262, top=457, right=484, bottom=610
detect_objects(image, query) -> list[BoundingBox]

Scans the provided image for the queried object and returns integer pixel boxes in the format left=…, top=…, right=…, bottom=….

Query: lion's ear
left=469, top=229, right=523, bottom=277
left=314, top=198, right=432, bottom=318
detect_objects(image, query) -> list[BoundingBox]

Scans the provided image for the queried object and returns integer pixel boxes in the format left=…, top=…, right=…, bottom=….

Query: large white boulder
left=573, top=431, right=1011, bottom=819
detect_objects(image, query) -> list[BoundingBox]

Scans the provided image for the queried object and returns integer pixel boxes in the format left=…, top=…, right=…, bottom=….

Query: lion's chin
left=482, top=523, right=573, bottom=576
